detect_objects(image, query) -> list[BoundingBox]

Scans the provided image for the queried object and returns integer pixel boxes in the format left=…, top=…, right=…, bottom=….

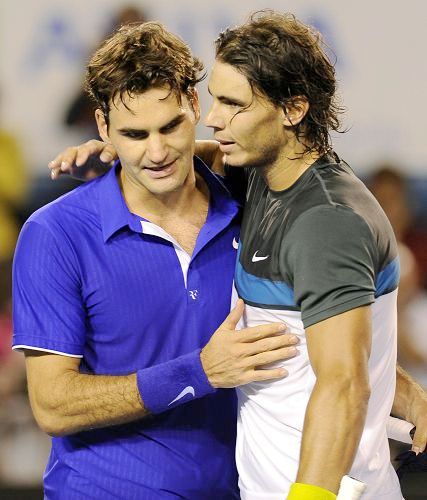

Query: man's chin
left=223, top=153, right=248, bottom=169
left=222, top=151, right=258, bottom=169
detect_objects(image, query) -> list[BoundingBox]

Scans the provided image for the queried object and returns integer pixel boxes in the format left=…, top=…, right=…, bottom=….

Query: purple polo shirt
left=12, top=157, right=240, bottom=499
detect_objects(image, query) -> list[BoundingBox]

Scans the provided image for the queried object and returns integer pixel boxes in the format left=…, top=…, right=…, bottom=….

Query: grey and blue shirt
left=234, top=152, right=402, bottom=500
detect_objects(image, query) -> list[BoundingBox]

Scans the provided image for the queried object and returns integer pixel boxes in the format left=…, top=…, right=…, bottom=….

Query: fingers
left=99, top=143, right=118, bottom=164
left=245, top=367, right=288, bottom=383
left=47, top=140, right=116, bottom=180
left=239, top=344, right=300, bottom=383
left=248, top=345, right=298, bottom=368
left=412, top=424, right=427, bottom=454
left=244, top=333, right=299, bottom=356
left=221, top=299, right=245, bottom=330
left=74, top=142, right=96, bottom=167
left=49, top=164, right=62, bottom=180
left=48, top=146, right=80, bottom=179
left=237, top=322, right=289, bottom=342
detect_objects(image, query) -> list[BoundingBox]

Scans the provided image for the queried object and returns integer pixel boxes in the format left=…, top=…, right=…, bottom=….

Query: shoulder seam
left=312, top=169, right=336, bottom=207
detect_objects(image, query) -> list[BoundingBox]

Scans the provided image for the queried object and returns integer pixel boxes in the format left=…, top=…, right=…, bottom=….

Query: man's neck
left=262, top=140, right=321, bottom=192
left=119, top=166, right=210, bottom=255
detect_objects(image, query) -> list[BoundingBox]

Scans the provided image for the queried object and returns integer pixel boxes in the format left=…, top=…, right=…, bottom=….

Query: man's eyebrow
left=207, top=87, right=247, bottom=106
left=160, top=113, right=185, bottom=131
left=117, top=113, right=186, bottom=134
left=117, top=127, right=147, bottom=134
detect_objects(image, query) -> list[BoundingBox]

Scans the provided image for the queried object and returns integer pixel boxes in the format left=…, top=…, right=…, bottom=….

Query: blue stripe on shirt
left=375, top=256, right=400, bottom=297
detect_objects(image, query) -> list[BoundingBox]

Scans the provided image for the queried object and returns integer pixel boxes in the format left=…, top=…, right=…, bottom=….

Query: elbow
left=40, top=422, right=69, bottom=438
left=29, top=397, right=75, bottom=437
left=32, top=407, right=71, bottom=437
left=42, top=419, right=74, bottom=438
left=28, top=371, right=81, bottom=437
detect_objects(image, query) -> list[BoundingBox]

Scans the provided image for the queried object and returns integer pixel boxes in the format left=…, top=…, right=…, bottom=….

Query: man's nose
left=146, top=135, right=168, bottom=164
left=204, top=103, right=225, bottom=129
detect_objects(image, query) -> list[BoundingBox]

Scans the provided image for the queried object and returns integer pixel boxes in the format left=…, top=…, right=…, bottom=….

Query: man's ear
left=95, top=109, right=111, bottom=143
left=188, top=89, right=201, bottom=124
left=282, top=96, right=309, bottom=127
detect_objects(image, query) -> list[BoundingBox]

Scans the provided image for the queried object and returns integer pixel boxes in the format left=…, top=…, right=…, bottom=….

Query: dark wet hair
left=215, top=11, right=344, bottom=154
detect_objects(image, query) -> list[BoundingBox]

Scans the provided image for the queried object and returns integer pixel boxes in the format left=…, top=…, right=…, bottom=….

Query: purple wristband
left=136, top=349, right=216, bottom=414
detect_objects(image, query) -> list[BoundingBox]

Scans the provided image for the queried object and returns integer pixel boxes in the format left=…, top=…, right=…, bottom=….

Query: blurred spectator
left=0, top=262, right=23, bottom=399
left=396, top=242, right=427, bottom=387
left=0, top=127, right=28, bottom=260
left=64, top=4, right=148, bottom=139
left=21, top=6, right=150, bottom=219
left=0, top=259, right=50, bottom=489
left=0, top=105, right=50, bottom=492
left=368, top=166, right=412, bottom=241
left=0, top=105, right=28, bottom=401
left=369, top=166, right=427, bottom=387
left=369, top=165, right=427, bottom=290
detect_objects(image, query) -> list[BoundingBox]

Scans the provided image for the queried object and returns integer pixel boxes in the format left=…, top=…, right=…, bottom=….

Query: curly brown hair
left=85, top=22, right=205, bottom=124
left=215, top=11, right=344, bottom=155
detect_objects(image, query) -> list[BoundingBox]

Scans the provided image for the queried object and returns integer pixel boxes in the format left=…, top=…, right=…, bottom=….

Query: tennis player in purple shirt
left=12, top=21, right=298, bottom=499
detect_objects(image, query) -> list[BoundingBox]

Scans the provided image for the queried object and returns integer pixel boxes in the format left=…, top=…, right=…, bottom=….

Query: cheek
left=122, top=138, right=143, bottom=152
left=116, top=144, right=146, bottom=167
left=174, top=128, right=196, bottom=153
left=230, top=118, right=252, bottom=142
left=251, top=117, right=282, bottom=145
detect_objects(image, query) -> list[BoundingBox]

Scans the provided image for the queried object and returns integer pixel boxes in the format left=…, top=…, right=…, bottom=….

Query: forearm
left=392, top=364, right=425, bottom=421
left=30, top=370, right=147, bottom=436
left=27, top=349, right=215, bottom=437
left=296, top=379, right=370, bottom=494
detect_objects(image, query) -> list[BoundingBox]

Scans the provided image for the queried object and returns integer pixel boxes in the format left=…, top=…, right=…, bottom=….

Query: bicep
left=305, top=306, right=372, bottom=380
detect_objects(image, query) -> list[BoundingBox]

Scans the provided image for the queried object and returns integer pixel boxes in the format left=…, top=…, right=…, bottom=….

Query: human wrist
left=136, top=349, right=216, bottom=414
left=288, top=483, right=336, bottom=500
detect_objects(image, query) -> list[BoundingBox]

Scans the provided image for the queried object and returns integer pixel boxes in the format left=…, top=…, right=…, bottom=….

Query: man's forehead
left=106, top=89, right=192, bottom=131
left=209, top=60, right=252, bottom=95
left=110, top=87, right=186, bottom=111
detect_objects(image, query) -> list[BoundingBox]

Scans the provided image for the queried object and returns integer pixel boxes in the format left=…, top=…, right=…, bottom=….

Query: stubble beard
left=230, top=141, right=283, bottom=172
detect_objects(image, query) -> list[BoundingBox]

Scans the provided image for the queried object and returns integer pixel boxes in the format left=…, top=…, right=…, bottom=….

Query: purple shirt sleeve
left=13, top=220, right=86, bottom=356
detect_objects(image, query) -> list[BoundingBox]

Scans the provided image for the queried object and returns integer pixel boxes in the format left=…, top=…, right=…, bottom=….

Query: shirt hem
left=302, top=293, right=375, bottom=328
left=12, top=344, right=83, bottom=358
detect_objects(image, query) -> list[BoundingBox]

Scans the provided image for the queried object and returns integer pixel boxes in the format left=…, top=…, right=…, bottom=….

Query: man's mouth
left=217, top=140, right=235, bottom=153
left=143, top=160, right=176, bottom=178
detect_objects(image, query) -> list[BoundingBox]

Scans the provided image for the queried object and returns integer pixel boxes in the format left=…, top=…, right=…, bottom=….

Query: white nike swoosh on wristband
left=168, top=386, right=196, bottom=406
left=232, top=237, right=239, bottom=249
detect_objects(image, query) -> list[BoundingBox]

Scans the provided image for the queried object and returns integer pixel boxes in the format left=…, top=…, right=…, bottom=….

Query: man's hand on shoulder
left=48, top=139, right=118, bottom=180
